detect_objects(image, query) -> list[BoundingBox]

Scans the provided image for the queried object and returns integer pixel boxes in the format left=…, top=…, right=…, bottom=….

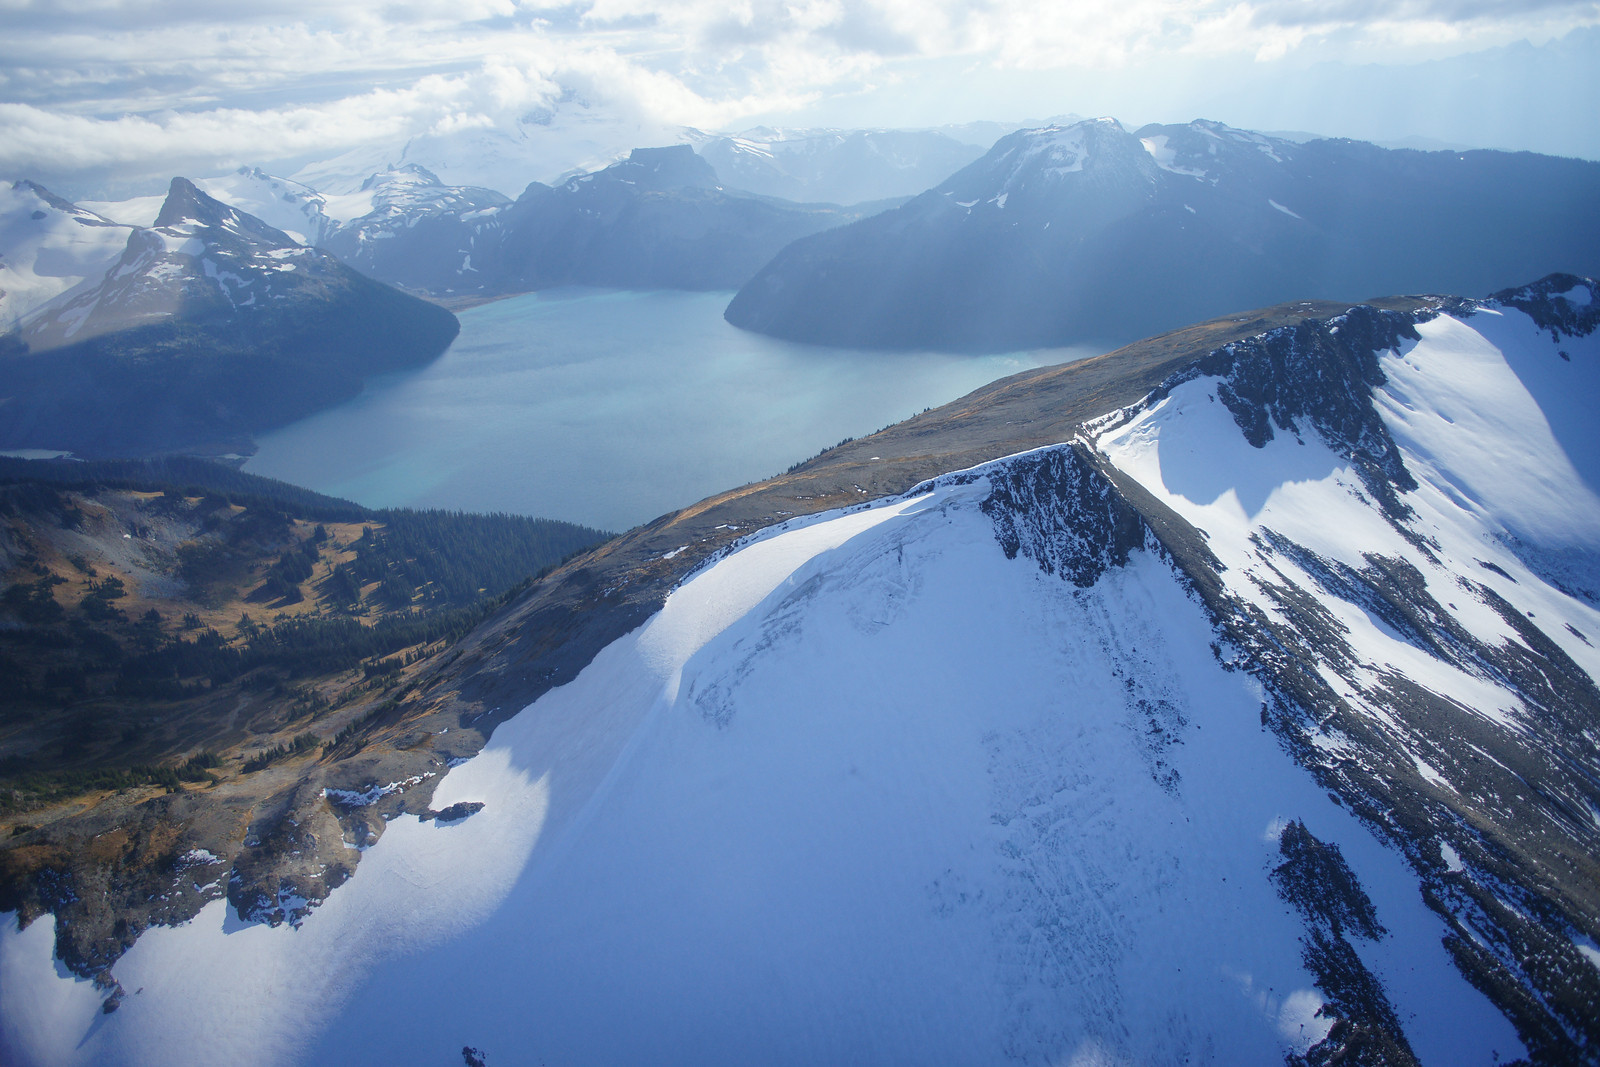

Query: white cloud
left=0, top=0, right=1596, bottom=191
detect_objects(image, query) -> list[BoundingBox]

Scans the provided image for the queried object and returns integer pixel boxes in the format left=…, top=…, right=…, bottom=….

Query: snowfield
left=0, top=181, right=132, bottom=325
left=6, top=290, right=1595, bottom=1064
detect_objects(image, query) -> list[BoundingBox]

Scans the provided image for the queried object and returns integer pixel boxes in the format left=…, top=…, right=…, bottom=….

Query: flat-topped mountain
left=0, top=178, right=458, bottom=456
left=725, top=117, right=1600, bottom=351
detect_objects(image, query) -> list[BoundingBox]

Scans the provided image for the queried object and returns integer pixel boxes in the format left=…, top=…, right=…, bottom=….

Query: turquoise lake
left=245, top=289, right=1098, bottom=532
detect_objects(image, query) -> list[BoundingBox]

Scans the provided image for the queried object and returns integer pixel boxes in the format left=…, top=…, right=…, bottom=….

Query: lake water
left=246, top=289, right=1098, bottom=532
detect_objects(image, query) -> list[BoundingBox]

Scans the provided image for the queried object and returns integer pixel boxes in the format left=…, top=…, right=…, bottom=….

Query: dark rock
left=422, top=802, right=484, bottom=825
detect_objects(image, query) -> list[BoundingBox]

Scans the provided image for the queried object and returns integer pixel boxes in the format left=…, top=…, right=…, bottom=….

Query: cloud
left=0, top=0, right=1596, bottom=192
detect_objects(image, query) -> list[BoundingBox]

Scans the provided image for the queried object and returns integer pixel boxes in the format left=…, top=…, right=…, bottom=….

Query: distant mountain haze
left=724, top=118, right=1600, bottom=351
left=321, top=146, right=893, bottom=297
left=696, top=127, right=987, bottom=204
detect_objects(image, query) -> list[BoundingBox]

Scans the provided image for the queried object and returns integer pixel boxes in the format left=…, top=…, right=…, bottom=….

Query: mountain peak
left=153, top=176, right=215, bottom=227
left=13, top=179, right=83, bottom=216
left=932, top=117, right=1156, bottom=208
left=152, top=176, right=299, bottom=249
left=616, top=144, right=719, bottom=190
left=360, top=163, right=445, bottom=192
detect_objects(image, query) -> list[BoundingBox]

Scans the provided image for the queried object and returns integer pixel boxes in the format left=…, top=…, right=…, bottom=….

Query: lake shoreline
left=245, top=288, right=1100, bottom=530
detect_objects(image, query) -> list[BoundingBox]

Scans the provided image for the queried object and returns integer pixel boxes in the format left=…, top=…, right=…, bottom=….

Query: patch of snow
left=1140, top=135, right=1209, bottom=179
left=322, top=773, right=434, bottom=809
left=1275, top=988, right=1335, bottom=1053
left=1440, top=842, right=1465, bottom=873
left=1268, top=199, right=1302, bottom=219
left=1576, top=937, right=1600, bottom=974
left=1414, top=758, right=1452, bottom=793
left=1006, top=120, right=1122, bottom=184
left=174, top=849, right=220, bottom=869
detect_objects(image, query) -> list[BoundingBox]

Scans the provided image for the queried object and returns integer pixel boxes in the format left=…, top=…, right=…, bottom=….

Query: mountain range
left=321, top=147, right=888, bottom=298
left=725, top=118, right=1600, bottom=351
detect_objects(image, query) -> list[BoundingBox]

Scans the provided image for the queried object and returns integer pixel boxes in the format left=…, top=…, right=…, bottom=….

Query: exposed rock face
left=725, top=117, right=1600, bottom=351
left=977, top=444, right=1153, bottom=587
left=0, top=178, right=458, bottom=456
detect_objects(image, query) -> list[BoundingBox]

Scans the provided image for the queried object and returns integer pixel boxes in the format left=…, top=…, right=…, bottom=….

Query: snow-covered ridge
left=0, top=429, right=1527, bottom=1065
left=0, top=180, right=132, bottom=326
left=967, top=116, right=1299, bottom=201
left=4, top=280, right=1596, bottom=1063
left=1091, top=280, right=1600, bottom=1059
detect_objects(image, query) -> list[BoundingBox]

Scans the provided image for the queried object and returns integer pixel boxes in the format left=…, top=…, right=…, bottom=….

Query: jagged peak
left=152, top=177, right=299, bottom=248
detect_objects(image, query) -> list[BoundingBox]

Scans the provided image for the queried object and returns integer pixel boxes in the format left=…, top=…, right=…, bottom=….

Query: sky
left=1, top=0, right=1597, bottom=198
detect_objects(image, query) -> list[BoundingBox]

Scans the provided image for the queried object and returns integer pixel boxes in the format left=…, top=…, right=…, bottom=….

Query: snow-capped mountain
left=316, top=164, right=511, bottom=293
left=0, top=178, right=457, bottom=455
left=321, top=146, right=885, bottom=297
left=189, top=168, right=331, bottom=246
left=697, top=126, right=988, bottom=204
left=289, top=103, right=689, bottom=199
left=22, top=177, right=334, bottom=350
left=0, top=180, right=133, bottom=327
left=5, top=276, right=1594, bottom=1064
left=725, top=117, right=1600, bottom=351
left=82, top=168, right=332, bottom=245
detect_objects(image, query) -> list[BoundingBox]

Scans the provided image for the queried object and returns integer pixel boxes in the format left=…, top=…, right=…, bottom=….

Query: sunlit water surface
left=246, top=289, right=1098, bottom=531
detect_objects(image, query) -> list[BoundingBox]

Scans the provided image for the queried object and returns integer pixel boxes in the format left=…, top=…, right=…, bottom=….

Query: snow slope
left=5, top=281, right=1595, bottom=1064
left=0, top=181, right=132, bottom=325
left=1, top=474, right=1523, bottom=1064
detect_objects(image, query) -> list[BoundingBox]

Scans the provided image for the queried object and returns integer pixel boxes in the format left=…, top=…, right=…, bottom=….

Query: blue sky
left=1, top=0, right=1596, bottom=195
